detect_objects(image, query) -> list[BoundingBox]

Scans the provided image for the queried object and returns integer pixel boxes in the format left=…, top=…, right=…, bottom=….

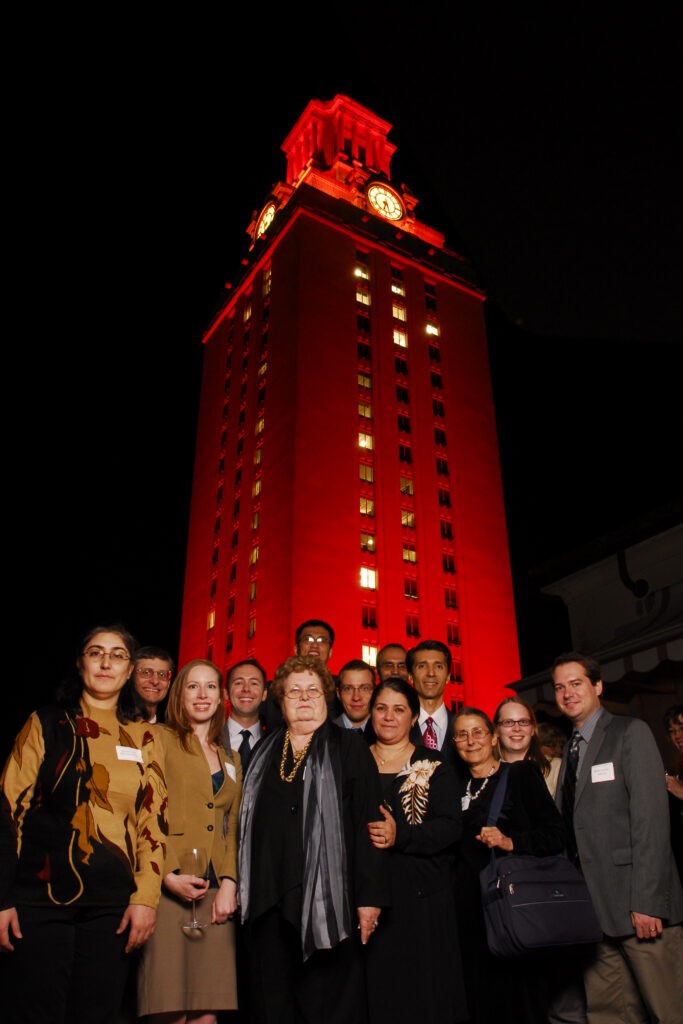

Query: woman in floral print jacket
left=0, top=623, right=167, bottom=1024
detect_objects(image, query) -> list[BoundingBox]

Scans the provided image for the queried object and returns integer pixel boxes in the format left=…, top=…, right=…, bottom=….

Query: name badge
left=461, top=795, right=470, bottom=810
left=225, top=762, right=237, bottom=783
left=591, top=761, right=615, bottom=782
left=116, top=745, right=143, bottom=763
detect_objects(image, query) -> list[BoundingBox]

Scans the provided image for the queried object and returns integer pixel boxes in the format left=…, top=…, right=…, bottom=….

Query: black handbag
left=479, top=763, right=602, bottom=958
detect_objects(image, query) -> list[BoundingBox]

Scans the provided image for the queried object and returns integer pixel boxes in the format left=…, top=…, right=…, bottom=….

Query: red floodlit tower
left=179, top=94, right=520, bottom=714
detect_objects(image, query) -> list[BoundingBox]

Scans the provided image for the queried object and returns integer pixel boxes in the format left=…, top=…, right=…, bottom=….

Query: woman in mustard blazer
left=137, top=658, right=242, bottom=1022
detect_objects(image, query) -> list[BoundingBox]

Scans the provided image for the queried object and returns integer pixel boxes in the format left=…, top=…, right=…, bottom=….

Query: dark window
left=362, top=606, right=377, bottom=630
left=395, top=357, right=408, bottom=375
left=436, top=458, right=449, bottom=476
left=443, top=554, right=456, bottom=574
left=398, top=414, right=411, bottom=434
left=434, top=428, right=447, bottom=446
left=399, top=445, right=413, bottom=464
left=396, top=385, right=410, bottom=404
left=431, top=371, right=443, bottom=388
left=406, top=614, right=420, bottom=637
left=440, top=520, right=453, bottom=540
left=438, top=487, right=451, bottom=508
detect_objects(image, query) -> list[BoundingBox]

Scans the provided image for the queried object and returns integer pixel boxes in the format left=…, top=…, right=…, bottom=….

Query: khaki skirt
left=137, top=889, right=238, bottom=1015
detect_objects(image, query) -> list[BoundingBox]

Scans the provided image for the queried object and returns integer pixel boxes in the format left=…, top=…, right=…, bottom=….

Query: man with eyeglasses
left=263, top=619, right=339, bottom=731
left=133, top=646, right=175, bottom=723
left=376, top=643, right=408, bottom=682
left=333, top=659, right=377, bottom=742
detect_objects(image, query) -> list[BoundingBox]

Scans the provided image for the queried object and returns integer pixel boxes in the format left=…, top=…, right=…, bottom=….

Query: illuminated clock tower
left=179, top=94, right=520, bottom=713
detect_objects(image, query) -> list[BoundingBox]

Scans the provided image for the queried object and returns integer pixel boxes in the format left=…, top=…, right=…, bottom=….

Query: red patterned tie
left=423, top=716, right=438, bottom=749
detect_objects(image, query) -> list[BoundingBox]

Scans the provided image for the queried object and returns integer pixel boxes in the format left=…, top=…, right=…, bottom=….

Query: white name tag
left=116, top=745, right=143, bottom=763
left=461, top=795, right=470, bottom=810
left=591, top=761, right=615, bottom=782
left=225, top=762, right=237, bottom=782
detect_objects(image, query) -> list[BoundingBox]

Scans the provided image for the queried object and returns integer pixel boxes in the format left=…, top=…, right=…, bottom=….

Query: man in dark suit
left=407, top=639, right=460, bottom=769
left=551, top=651, right=683, bottom=1023
left=333, top=659, right=376, bottom=742
left=224, top=657, right=269, bottom=771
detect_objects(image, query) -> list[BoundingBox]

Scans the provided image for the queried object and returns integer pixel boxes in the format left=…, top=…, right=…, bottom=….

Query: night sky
left=8, top=14, right=682, bottom=758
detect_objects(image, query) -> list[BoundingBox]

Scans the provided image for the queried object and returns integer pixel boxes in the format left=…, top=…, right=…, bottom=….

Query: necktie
left=561, top=731, right=581, bottom=865
left=238, top=729, right=252, bottom=774
left=423, top=717, right=438, bottom=750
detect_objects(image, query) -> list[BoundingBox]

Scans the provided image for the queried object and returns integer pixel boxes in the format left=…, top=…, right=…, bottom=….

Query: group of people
left=1, top=622, right=682, bottom=1024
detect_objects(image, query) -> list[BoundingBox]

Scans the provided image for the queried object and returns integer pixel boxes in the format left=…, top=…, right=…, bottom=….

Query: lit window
left=393, top=328, right=408, bottom=347
left=400, top=476, right=414, bottom=495
left=392, top=303, right=407, bottom=321
left=207, top=608, right=216, bottom=630
left=358, top=372, right=372, bottom=389
left=255, top=416, right=265, bottom=435
left=358, top=401, right=372, bottom=418
left=403, top=544, right=417, bottom=563
left=252, top=510, right=260, bottom=530
left=248, top=617, right=256, bottom=639
left=361, top=567, right=377, bottom=589
left=249, top=545, right=259, bottom=565
left=426, top=322, right=440, bottom=336
left=354, top=266, right=370, bottom=280
left=249, top=581, right=257, bottom=601
left=243, top=303, right=252, bottom=323
left=252, top=478, right=262, bottom=497
left=356, top=286, right=371, bottom=306
left=362, top=644, right=378, bottom=665
left=360, top=497, right=375, bottom=517
left=360, top=531, right=376, bottom=552
left=360, top=463, right=374, bottom=483
left=253, top=447, right=262, bottom=465
left=401, top=509, right=415, bottom=529
left=359, top=432, right=374, bottom=450
left=262, top=265, right=272, bottom=297
left=258, top=361, right=267, bottom=377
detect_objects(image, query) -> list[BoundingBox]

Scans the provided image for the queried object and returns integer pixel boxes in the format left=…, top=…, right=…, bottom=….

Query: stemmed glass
left=178, top=846, right=208, bottom=934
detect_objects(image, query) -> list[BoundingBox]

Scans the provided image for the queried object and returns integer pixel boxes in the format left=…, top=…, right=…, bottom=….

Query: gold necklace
left=374, top=741, right=413, bottom=767
left=279, top=730, right=313, bottom=782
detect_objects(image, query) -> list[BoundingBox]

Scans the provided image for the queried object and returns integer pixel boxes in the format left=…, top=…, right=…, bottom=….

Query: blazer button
left=207, top=802, right=214, bottom=809
left=207, top=824, right=214, bottom=831
left=290, top=805, right=299, bottom=814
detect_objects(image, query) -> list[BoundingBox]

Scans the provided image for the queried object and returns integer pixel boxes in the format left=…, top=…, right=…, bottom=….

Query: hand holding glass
left=178, top=847, right=209, bottom=933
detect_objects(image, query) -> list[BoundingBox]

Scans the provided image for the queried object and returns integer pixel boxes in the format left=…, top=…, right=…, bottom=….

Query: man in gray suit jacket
left=551, top=651, right=683, bottom=1024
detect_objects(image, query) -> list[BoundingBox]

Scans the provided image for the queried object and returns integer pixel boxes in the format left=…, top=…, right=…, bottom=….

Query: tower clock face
left=256, top=201, right=277, bottom=238
left=366, top=183, right=405, bottom=221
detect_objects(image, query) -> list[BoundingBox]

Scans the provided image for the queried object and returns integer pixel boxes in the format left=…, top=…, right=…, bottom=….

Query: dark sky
left=8, top=14, right=682, bottom=757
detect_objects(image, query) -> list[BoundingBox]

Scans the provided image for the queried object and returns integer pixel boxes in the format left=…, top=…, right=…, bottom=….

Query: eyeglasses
left=453, top=728, right=490, bottom=744
left=667, top=725, right=683, bottom=735
left=284, top=687, right=324, bottom=701
left=136, top=668, right=172, bottom=681
left=82, top=647, right=131, bottom=663
left=301, top=635, right=331, bottom=645
left=497, top=718, right=533, bottom=728
left=340, top=685, right=374, bottom=695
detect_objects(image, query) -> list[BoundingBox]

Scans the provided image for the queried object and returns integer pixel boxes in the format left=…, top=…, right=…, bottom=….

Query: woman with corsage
left=452, top=706, right=567, bottom=1024
left=237, top=654, right=389, bottom=1024
left=365, top=677, right=467, bottom=1024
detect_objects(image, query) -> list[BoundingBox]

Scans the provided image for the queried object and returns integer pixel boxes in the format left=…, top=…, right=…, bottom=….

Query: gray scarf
left=238, top=722, right=352, bottom=960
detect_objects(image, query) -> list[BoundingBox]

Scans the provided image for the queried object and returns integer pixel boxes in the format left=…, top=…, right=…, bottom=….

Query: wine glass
left=178, top=846, right=208, bottom=933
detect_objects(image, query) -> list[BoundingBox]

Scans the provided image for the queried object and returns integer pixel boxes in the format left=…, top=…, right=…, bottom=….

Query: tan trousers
left=585, top=924, right=683, bottom=1024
